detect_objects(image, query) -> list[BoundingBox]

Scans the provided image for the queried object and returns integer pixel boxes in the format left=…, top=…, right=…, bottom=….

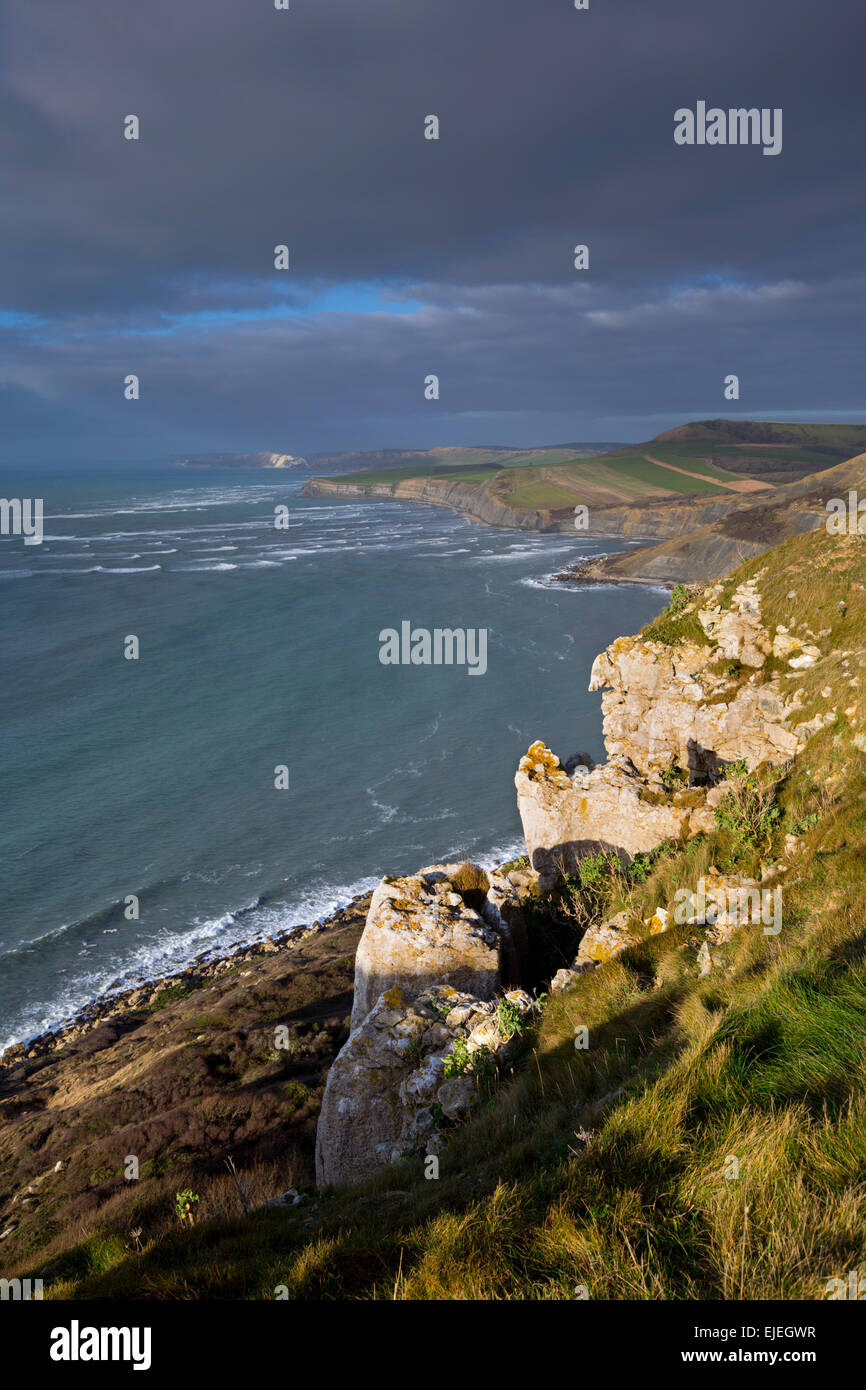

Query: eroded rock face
left=515, top=576, right=837, bottom=887
left=315, top=983, right=535, bottom=1187
left=588, top=579, right=830, bottom=781
left=515, top=743, right=715, bottom=888
left=589, top=642, right=802, bottom=780
left=351, top=864, right=522, bottom=1032
left=697, top=577, right=771, bottom=668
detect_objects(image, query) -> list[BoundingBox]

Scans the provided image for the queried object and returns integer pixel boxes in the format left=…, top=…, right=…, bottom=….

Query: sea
left=0, top=466, right=666, bottom=1050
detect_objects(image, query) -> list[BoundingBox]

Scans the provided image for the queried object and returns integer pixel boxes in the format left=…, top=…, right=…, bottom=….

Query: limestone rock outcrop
left=515, top=743, right=715, bottom=887
left=518, top=577, right=836, bottom=883
left=589, top=578, right=833, bottom=780
left=696, top=577, right=771, bottom=668
left=315, top=862, right=532, bottom=1187
left=350, top=863, right=524, bottom=1032
left=548, top=866, right=784, bottom=996
left=315, top=983, right=536, bottom=1187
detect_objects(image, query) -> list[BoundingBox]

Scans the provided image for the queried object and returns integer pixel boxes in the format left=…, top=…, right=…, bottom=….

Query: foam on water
left=0, top=468, right=667, bottom=1052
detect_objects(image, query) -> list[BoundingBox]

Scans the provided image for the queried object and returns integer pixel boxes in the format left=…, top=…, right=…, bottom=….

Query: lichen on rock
left=315, top=982, right=537, bottom=1187
left=516, top=578, right=835, bottom=885
left=350, top=862, right=526, bottom=1032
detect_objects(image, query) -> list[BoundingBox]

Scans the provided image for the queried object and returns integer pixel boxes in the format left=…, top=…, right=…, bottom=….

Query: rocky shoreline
left=0, top=542, right=658, bottom=1070
left=0, top=894, right=372, bottom=1068
left=551, top=554, right=672, bottom=589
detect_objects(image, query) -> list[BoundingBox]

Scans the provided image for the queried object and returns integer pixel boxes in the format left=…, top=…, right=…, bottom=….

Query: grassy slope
left=326, top=449, right=751, bottom=507
left=579, top=449, right=866, bottom=585
left=24, top=528, right=866, bottom=1300
left=657, top=420, right=866, bottom=451
left=311, top=423, right=866, bottom=520
left=333, top=464, right=504, bottom=485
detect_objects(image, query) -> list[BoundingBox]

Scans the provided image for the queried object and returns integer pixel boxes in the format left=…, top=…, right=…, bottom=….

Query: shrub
left=496, top=998, right=529, bottom=1040
left=449, top=862, right=491, bottom=912
left=443, top=1037, right=471, bottom=1078
left=714, top=772, right=783, bottom=864
left=670, top=583, right=691, bottom=612
left=660, top=761, right=687, bottom=792
left=175, top=1190, right=200, bottom=1226
left=721, top=758, right=749, bottom=780
left=449, top=861, right=490, bottom=895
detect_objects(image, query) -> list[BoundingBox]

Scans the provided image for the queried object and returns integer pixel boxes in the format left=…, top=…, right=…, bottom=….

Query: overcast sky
left=1, top=0, right=864, bottom=464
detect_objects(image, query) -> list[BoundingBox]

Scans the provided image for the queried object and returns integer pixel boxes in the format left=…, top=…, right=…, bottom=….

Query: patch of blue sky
left=0, top=308, right=47, bottom=328
left=9, top=281, right=424, bottom=343
left=142, top=280, right=424, bottom=335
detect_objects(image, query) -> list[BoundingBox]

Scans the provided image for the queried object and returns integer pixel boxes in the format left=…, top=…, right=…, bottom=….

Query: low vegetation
left=5, top=529, right=865, bottom=1300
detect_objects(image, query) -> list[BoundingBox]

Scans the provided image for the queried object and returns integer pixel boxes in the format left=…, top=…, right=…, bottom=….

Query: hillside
left=306, top=443, right=623, bottom=473
left=301, top=420, right=866, bottom=547
left=2, top=524, right=865, bottom=1300
left=563, top=448, right=866, bottom=585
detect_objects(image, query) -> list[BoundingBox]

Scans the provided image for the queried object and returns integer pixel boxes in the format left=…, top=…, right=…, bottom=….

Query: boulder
left=351, top=863, right=521, bottom=1032
left=515, top=743, right=713, bottom=889
left=577, top=910, right=640, bottom=964
left=315, top=982, right=536, bottom=1187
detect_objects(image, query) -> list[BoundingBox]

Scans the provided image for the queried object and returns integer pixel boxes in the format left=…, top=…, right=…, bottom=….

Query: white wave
left=472, top=548, right=571, bottom=563
left=366, top=787, right=399, bottom=824
left=0, top=872, right=382, bottom=1054
left=93, top=565, right=162, bottom=574
left=175, top=561, right=238, bottom=571
left=518, top=575, right=565, bottom=591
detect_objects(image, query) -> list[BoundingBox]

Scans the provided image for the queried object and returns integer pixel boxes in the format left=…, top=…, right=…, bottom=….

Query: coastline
left=0, top=842, right=527, bottom=1063
left=1, top=525, right=668, bottom=1063
left=0, top=479, right=674, bottom=1063
left=0, top=483, right=670, bottom=1056
left=550, top=555, right=674, bottom=590
left=0, top=893, right=373, bottom=1068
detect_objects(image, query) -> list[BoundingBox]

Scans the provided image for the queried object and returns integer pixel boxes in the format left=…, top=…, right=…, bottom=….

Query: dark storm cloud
left=0, top=0, right=864, bottom=459
left=3, top=271, right=862, bottom=457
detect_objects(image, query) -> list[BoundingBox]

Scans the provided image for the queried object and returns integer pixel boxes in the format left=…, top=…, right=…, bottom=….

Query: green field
left=496, top=449, right=752, bottom=512
left=334, top=463, right=504, bottom=486
left=311, top=420, right=866, bottom=519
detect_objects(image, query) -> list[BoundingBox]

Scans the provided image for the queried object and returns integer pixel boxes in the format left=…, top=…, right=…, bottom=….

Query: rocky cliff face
left=316, top=982, right=535, bottom=1188
left=301, top=472, right=750, bottom=538
left=351, top=867, right=510, bottom=1032
left=315, top=862, right=530, bottom=1187
left=176, top=452, right=307, bottom=469
left=566, top=453, right=866, bottom=584
left=315, top=563, right=841, bottom=1189
left=516, top=573, right=835, bottom=882
left=301, top=474, right=553, bottom=530
left=515, top=744, right=718, bottom=890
